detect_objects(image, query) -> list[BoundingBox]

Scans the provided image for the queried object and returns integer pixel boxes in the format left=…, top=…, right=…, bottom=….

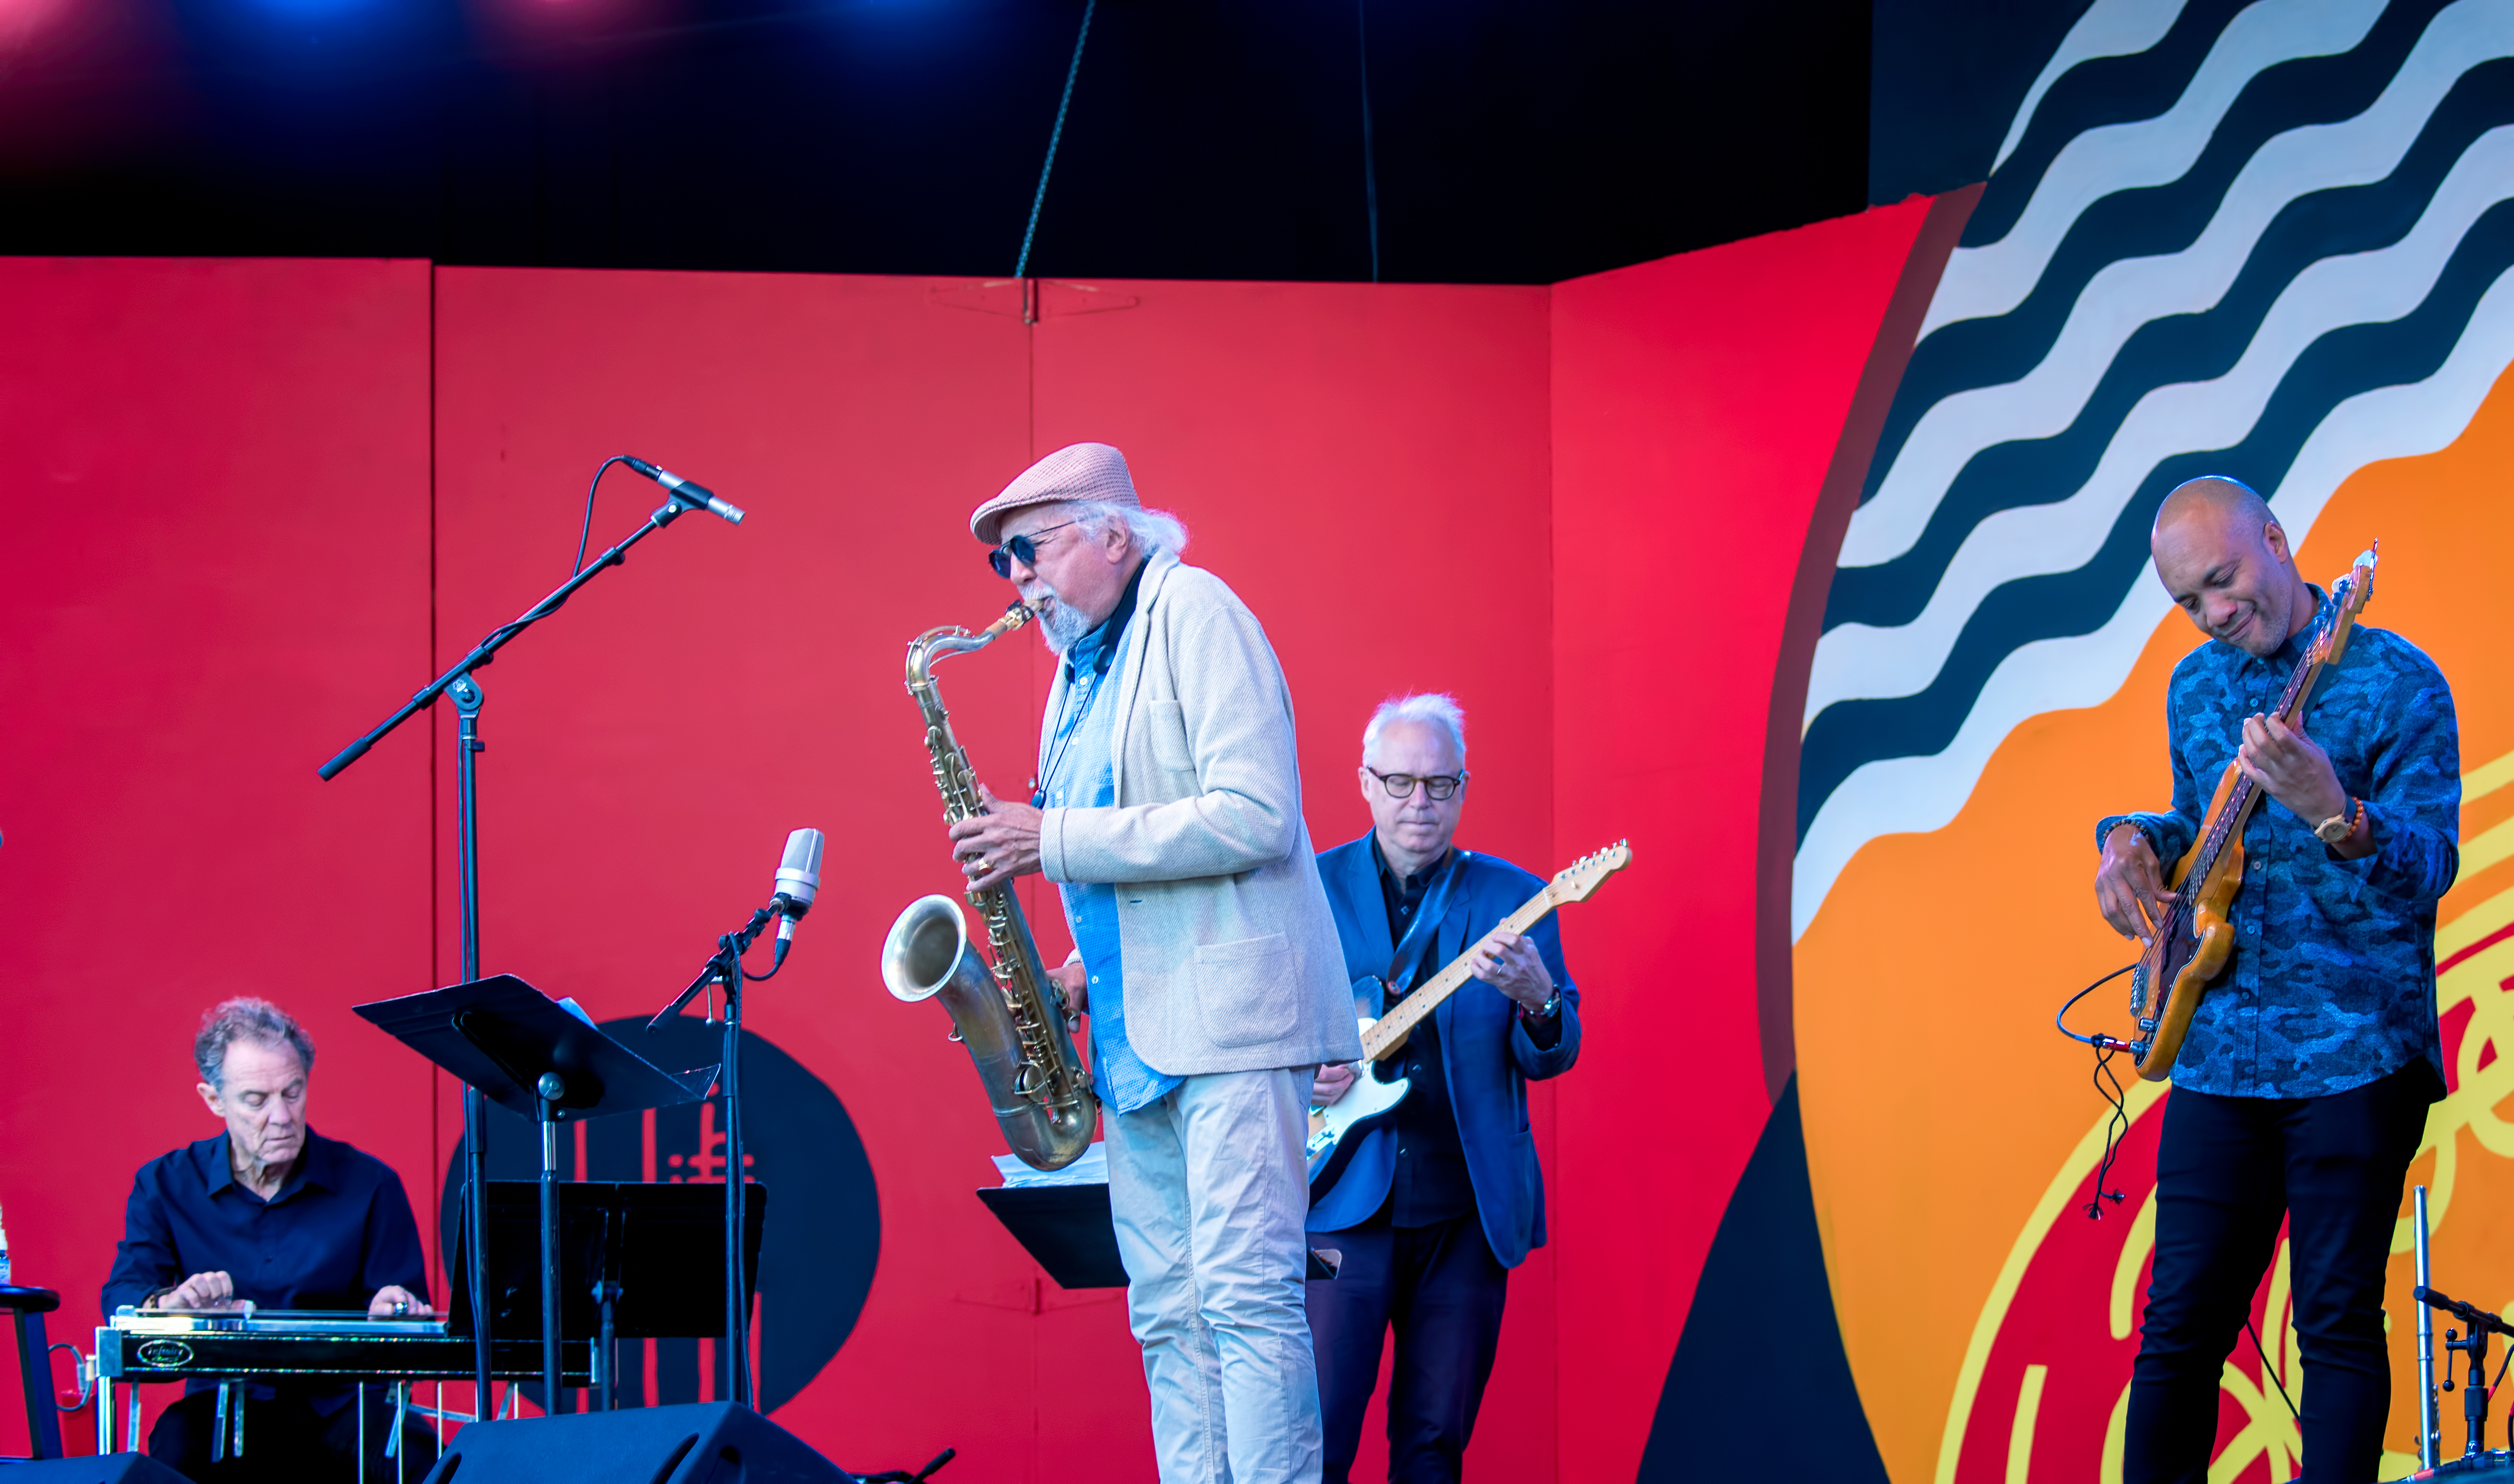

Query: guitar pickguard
left=1305, top=1070, right=1410, bottom=1183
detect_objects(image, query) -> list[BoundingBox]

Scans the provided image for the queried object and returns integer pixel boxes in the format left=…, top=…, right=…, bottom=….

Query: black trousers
left=1305, top=1209, right=1510, bottom=1484
left=149, top=1384, right=438, bottom=1484
left=2126, top=1059, right=2438, bottom=1484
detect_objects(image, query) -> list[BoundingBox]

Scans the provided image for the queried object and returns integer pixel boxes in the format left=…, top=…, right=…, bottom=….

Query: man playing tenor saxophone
left=945, top=442, right=1363, bottom=1484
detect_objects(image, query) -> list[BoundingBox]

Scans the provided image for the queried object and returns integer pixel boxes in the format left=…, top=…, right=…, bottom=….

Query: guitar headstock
left=1549, top=841, right=1632, bottom=904
left=2316, top=539, right=2378, bottom=666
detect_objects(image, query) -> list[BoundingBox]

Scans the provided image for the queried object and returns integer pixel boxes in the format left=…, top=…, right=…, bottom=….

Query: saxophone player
left=945, top=442, right=1362, bottom=1484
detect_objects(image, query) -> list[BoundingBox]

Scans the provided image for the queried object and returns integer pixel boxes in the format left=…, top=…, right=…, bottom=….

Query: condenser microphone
left=622, top=456, right=746, bottom=525
left=770, top=828, right=824, bottom=967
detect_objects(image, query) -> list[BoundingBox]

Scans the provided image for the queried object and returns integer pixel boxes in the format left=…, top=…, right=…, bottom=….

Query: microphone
left=622, top=456, right=746, bottom=525
left=769, top=828, right=824, bottom=967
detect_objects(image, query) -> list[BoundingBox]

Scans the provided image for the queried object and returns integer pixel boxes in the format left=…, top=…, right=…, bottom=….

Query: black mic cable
left=575, top=456, right=746, bottom=574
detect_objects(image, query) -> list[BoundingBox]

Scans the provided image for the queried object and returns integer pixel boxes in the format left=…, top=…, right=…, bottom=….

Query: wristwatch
left=1521, top=987, right=1561, bottom=1021
left=2314, top=796, right=2366, bottom=845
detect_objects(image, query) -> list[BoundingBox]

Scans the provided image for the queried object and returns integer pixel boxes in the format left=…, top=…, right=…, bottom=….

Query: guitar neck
left=2187, top=622, right=2337, bottom=882
left=1361, top=887, right=1558, bottom=1060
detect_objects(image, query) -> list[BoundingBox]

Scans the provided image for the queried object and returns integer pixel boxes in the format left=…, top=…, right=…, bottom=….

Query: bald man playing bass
left=2095, top=475, right=2458, bottom=1484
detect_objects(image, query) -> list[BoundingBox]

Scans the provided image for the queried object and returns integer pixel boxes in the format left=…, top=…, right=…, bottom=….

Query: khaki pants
left=1106, top=1067, right=1324, bottom=1484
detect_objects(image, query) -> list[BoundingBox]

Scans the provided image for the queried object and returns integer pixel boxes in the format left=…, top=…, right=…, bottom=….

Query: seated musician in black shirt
left=103, top=998, right=438, bottom=1482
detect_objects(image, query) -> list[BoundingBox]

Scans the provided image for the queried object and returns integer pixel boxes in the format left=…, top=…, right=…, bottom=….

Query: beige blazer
left=1036, top=549, right=1364, bottom=1076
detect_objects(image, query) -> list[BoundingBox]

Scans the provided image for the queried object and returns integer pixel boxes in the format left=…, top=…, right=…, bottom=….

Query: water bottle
left=0, top=1201, right=12, bottom=1285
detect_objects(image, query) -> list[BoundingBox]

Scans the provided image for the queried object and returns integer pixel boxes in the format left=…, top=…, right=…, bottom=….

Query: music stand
left=318, top=467, right=731, bottom=1411
left=449, top=1182, right=767, bottom=1413
left=974, top=1185, right=1339, bottom=1289
left=358, top=976, right=717, bottom=1410
left=974, top=1188, right=1129, bottom=1289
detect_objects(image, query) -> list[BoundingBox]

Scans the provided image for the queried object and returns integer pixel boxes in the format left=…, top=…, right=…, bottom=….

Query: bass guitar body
left=2131, top=763, right=2245, bottom=1081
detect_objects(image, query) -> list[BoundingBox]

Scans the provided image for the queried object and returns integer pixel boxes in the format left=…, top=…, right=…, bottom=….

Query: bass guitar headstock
left=2316, top=539, right=2378, bottom=668
left=1548, top=841, right=1632, bottom=905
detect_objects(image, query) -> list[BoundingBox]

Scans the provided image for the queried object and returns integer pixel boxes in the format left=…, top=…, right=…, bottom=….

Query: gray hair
left=194, top=997, right=316, bottom=1091
left=1068, top=500, right=1190, bottom=559
left=1362, top=693, right=1468, bottom=765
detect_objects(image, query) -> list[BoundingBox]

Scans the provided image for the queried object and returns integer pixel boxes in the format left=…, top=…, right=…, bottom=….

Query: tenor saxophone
left=880, top=601, right=1100, bottom=1170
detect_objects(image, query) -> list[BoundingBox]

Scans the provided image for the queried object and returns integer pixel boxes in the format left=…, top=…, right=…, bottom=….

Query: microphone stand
left=2417, top=1281, right=2514, bottom=1460
left=321, top=490, right=720, bottom=1415
left=650, top=905, right=778, bottom=1411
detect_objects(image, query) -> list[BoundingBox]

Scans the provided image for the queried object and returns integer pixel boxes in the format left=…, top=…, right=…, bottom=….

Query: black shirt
left=1371, top=838, right=1478, bottom=1229
left=104, top=1129, right=429, bottom=1409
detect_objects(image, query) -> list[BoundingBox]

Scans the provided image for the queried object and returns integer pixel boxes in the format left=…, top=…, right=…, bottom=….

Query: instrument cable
left=2056, top=963, right=2139, bottom=1221
left=860, top=1446, right=957, bottom=1484
left=2062, top=968, right=2307, bottom=1426
left=2243, top=1319, right=2299, bottom=1421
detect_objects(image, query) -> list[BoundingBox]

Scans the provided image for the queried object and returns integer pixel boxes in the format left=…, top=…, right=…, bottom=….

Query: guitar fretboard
left=1361, top=883, right=1562, bottom=1061
left=2161, top=566, right=2366, bottom=940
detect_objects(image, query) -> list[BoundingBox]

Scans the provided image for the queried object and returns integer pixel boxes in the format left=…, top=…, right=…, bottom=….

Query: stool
left=0, top=1284, right=63, bottom=1460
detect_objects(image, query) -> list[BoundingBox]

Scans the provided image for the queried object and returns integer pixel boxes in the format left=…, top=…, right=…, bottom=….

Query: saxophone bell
left=881, top=894, right=987, bottom=1006
left=882, top=894, right=1094, bottom=1169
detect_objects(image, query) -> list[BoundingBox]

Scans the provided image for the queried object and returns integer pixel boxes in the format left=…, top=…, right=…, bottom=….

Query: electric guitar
left=1305, top=841, right=1631, bottom=1183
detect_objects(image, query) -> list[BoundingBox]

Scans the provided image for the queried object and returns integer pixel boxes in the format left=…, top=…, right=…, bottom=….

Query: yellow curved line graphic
left=1934, top=1075, right=2168, bottom=1484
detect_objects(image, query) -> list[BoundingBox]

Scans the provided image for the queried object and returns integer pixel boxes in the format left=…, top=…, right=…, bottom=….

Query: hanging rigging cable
left=1014, top=0, right=1098, bottom=283
left=1357, top=0, right=1381, bottom=282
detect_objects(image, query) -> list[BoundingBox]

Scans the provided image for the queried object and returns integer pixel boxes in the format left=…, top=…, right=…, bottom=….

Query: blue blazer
left=1307, top=833, right=1582, bottom=1268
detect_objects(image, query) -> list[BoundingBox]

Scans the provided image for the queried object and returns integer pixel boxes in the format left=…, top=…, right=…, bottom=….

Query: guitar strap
left=1383, top=851, right=1468, bottom=1000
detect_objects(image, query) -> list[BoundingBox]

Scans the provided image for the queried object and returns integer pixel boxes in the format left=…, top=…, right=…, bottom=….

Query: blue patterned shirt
left=1044, top=567, right=1181, bottom=1115
left=2097, top=590, right=2460, bottom=1099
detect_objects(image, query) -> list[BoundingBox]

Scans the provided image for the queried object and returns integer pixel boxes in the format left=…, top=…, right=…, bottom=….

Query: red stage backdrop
left=0, top=205, right=1926, bottom=1479
left=1549, top=198, right=1935, bottom=1484
left=0, top=257, right=435, bottom=1453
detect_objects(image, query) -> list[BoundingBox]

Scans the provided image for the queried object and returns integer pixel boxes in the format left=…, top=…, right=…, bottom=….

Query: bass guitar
left=1306, top=841, right=1630, bottom=1181
left=2127, top=543, right=2378, bottom=1081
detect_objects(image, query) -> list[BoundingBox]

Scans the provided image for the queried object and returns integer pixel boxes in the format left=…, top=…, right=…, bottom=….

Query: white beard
left=1032, top=591, right=1091, bottom=653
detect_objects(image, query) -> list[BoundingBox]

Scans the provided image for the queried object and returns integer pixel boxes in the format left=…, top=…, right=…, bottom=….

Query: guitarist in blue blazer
left=1306, top=694, right=1581, bottom=1484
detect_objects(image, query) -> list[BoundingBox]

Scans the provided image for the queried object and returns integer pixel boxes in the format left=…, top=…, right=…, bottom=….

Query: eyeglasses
left=987, top=520, right=1080, bottom=579
left=1366, top=766, right=1467, bottom=801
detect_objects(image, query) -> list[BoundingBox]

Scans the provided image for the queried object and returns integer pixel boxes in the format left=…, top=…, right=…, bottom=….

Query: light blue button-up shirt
left=1045, top=572, right=1181, bottom=1115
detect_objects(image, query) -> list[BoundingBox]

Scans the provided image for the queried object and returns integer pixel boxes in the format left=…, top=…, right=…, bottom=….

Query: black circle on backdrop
left=437, top=1015, right=878, bottom=1414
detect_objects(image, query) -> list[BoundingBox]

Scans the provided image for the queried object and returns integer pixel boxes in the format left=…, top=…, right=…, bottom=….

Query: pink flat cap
left=970, top=442, right=1142, bottom=545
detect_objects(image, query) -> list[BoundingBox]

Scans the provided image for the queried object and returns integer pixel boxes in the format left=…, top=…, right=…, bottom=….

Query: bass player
left=2095, top=475, right=2458, bottom=1484
left=1307, top=693, right=1581, bottom=1484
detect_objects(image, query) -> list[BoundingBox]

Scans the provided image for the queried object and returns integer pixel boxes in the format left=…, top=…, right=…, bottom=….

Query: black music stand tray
left=450, top=1181, right=767, bottom=1413
left=975, top=1185, right=1337, bottom=1289
left=357, top=975, right=716, bottom=1410
left=975, top=1188, right=1130, bottom=1289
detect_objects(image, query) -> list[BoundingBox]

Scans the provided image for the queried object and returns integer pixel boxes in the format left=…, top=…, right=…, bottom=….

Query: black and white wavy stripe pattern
left=1794, top=0, right=2514, bottom=936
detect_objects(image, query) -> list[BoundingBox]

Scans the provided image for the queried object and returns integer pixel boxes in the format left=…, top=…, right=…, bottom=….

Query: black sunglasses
left=1366, top=766, right=1467, bottom=801
left=987, top=520, right=1080, bottom=579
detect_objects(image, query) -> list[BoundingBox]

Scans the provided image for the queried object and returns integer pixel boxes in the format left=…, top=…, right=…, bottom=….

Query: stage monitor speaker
left=418, top=1401, right=857, bottom=1484
left=0, top=1456, right=192, bottom=1483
